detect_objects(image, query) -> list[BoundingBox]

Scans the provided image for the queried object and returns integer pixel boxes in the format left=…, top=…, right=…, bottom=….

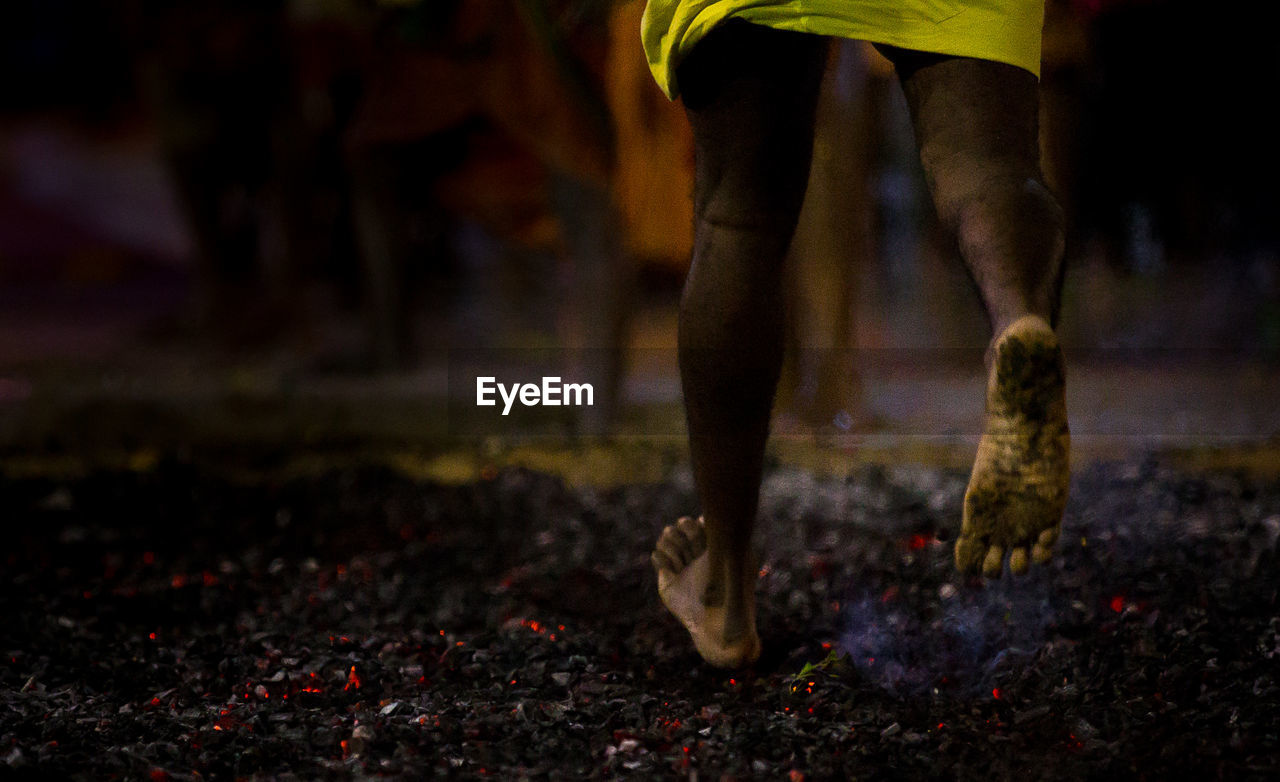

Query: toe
left=1031, top=527, right=1059, bottom=563
left=651, top=548, right=679, bottom=575
left=982, top=544, right=1005, bottom=578
left=677, top=516, right=707, bottom=553
left=954, top=535, right=984, bottom=574
left=1008, top=546, right=1029, bottom=575
left=671, top=520, right=701, bottom=564
left=658, top=529, right=687, bottom=569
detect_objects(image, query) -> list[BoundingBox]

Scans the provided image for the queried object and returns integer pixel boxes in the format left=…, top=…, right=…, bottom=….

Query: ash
left=3, top=455, right=1280, bottom=779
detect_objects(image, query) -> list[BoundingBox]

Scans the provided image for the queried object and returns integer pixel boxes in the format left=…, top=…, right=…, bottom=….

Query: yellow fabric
left=642, top=0, right=1045, bottom=99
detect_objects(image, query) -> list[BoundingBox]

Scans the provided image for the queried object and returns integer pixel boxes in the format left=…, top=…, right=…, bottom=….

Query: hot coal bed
left=3, top=456, right=1280, bottom=779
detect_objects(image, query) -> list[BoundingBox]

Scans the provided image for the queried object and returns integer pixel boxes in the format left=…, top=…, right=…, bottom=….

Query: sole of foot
left=652, top=516, right=760, bottom=668
left=956, top=315, right=1070, bottom=578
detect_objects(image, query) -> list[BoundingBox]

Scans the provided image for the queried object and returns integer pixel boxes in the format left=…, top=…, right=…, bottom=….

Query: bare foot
left=956, top=315, right=1070, bottom=577
left=651, top=516, right=760, bottom=668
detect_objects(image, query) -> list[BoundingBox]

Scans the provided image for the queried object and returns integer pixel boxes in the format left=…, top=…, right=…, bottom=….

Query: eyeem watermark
left=476, top=377, right=594, bottom=416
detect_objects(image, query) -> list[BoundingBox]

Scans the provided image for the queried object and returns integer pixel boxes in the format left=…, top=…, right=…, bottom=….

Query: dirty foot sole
left=956, top=315, right=1070, bottom=577
left=651, top=517, right=760, bottom=668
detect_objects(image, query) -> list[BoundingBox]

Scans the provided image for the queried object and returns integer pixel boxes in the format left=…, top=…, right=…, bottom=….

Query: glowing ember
left=992, top=687, right=1003, bottom=700
left=344, top=666, right=362, bottom=691
left=1110, top=595, right=1125, bottom=613
left=907, top=533, right=930, bottom=550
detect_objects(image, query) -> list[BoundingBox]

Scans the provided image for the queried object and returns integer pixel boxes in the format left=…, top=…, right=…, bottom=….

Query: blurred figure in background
left=776, top=40, right=881, bottom=433
left=136, top=0, right=299, bottom=341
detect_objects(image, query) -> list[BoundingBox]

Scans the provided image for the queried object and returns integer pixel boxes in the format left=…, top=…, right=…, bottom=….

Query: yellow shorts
left=642, top=0, right=1045, bottom=99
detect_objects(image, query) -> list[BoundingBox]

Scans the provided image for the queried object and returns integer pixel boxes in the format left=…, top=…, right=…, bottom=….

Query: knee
left=692, top=124, right=815, bottom=239
left=940, top=171, right=1065, bottom=250
left=694, top=163, right=812, bottom=249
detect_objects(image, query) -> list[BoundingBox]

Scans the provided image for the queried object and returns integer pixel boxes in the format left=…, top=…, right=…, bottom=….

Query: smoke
left=839, top=573, right=1058, bottom=697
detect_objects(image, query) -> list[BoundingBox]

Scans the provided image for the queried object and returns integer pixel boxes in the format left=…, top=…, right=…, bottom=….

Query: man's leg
left=650, top=23, right=827, bottom=667
left=889, top=51, right=1070, bottom=577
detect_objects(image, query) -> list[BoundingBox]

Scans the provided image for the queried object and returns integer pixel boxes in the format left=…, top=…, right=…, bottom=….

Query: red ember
left=344, top=666, right=362, bottom=691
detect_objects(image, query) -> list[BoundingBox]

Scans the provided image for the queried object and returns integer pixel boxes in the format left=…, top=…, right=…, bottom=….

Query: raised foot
left=956, top=315, right=1070, bottom=578
left=651, top=516, right=760, bottom=668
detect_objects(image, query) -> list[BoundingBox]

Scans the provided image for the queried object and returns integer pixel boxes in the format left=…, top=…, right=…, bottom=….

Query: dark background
left=0, top=0, right=1277, bottom=454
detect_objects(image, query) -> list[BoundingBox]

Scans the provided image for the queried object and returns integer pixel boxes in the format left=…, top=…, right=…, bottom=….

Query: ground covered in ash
left=4, top=454, right=1280, bottom=779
